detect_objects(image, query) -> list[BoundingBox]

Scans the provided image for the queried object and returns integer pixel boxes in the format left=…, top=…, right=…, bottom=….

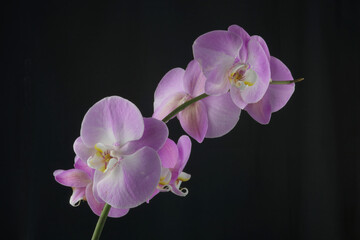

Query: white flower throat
left=228, top=63, right=257, bottom=90
left=87, top=143, right=120, bottom=173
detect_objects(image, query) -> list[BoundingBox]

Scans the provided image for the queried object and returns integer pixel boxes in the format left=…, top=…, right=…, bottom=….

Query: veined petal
left=227, top=25, right=251, bottom=42
left=268, top=56, right=294, bottom=112
left=204, top=62, right=232, bottom=95
left=95, top=147, right=161, bottom=209
left=244, top=95, right=272, bottom=124
left=73, top=137, right=95, bottom=163
left=252, top=35, right=270, bottom=60
left=154, top=68, right=185, bottom=110
left=183, top=60, right=206, bottom=97
left=74, top=156, right=93, bottom=177
left=178, top=101, right=208, bottom=143
left=175, top=135, right=192, bottom=175
left=70, top=187, right=86, bottom=206
left=158, top=138, right=178, bottom=169
left=86, top=184, right=129, bottom=218
left=121, top=118, right=168, bottom=155
left=229, top=84, right=248, bottom=109
left=152, top=93, right=186, bottom=121
left=241, top=38, right=270, bottom=103
left=202, top=93, right=241, bottom=138
left=53, top=169, right=91, bottom=187
left=81, top=96, right=144, bottom=148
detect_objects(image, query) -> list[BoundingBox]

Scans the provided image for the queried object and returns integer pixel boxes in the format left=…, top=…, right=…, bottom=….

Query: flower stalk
left=270, top=78, right=304, bottom=85
left=91, top=203, right=112, bottom=240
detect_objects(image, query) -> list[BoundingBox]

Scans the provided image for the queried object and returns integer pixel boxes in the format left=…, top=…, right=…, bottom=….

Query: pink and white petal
left=193, top=30, right=243, bottom=66
left=96, top=147, right=161, bottom=209
left=252, top=35, right=270, bottom=60
left=229, top=84, right=248, bottom=109
left=121, top=118, right=168, bottom=155
left=227, top=25, right=251, bottom=42
left=244, top=94, right=273, bottom=124
left=154, top=68, right=186, bottom=110
left=81, top=96, right=144, bottom=148
left=158, top=138, right=179, bottom=169
left=70, top=187, right=86, bottom=206
left=53, top=169, right=91, bottom=187
left=176, top=135, right=192, bottom=174
left=86, top=184, right=129, bottom=218
left=74, top=156, right=93, bottom=178
left=170, top=182, right=188, bottom=197
left=242, top=38, right=270, bottom=103
left=73, top=137, right=95, bottom=163
left=202, top=93, right=241, bottom=138
left=178, top=101, right=208, bottom=143
left=152, top=92, right=186, bottom=121
left=183, top=60, right=206, bottom=96
left=268, top=56, right=295, bottom=112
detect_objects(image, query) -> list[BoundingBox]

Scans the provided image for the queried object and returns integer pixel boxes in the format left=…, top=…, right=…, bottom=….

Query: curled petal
left=95, top=147, right=161, bottom=209
left=170, top=181, right=189, bottom=197
left=81, top=96, right=144, bottom=148
left=53, top=169, right=91, bottom=188
left=70, top=187, right=86, bottom=207
left=74, top=156, right=94, bottom=178
left=178, top=101, right=208, bottom=143
left=121, top=118, right=169, bottom=155
left=154, top=68, right=185, bottom=110
left=244, top=95, right=272, bottom=124
left=73, top=137, right=95, bottom=163
left=202, top=93, right=241, bottom=138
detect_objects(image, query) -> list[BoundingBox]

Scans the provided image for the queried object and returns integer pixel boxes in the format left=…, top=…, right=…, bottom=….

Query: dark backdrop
left=3, top=0, right=360, bottom=239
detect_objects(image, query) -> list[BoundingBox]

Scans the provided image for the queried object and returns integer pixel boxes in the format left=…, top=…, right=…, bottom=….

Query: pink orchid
left=73, top=96, right=169, bottom=209
left=193, top=25, right=271, bottom=109
left=153, top=60, right=240, bottom=143
left=149, top=135, right=192, bottom=199
left=54, top=157, right=129, bottom=217
left=226, top=25, right=295, bottom=124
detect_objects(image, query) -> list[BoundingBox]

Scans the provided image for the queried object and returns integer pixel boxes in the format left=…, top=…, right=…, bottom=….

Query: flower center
left=87, top=143, right=119, bottom=173
left=228, top=63, right=256, bottom=90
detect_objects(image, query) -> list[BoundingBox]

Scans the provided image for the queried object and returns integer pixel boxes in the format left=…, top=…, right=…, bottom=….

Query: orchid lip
left=228, top=63, right=256, bottom=90
left=87, top=143, right=120, bottom=173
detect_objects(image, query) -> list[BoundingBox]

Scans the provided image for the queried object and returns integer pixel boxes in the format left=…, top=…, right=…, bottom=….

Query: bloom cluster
left=54, top=25, right=297, bottom=220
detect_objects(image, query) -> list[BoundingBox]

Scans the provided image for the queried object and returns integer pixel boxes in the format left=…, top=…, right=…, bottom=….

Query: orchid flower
left=73, top=96, right=169, bottom=209
left=153, top=60, right=241, bottom=143
left=225, top=25, right=295, bottom=124
left=149, top=135, right=192, bottom=199
left=54, top=157, right=129, bottom=217
left=193, top=25, right=271, bottom=109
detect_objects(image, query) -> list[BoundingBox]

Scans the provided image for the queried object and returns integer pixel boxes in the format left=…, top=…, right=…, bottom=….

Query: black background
left=3, top=0, right=360, bottom=239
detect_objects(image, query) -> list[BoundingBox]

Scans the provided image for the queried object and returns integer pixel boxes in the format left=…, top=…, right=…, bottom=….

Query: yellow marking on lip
left=244, top=81, right=254, bottom=86
left=178, top=176, right=190, bottom=182
left=94, top=144, right=103, bottom=153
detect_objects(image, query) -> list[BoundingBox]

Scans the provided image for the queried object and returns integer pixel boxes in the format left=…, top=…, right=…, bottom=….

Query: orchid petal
left=86, top=184, right=129, bottom=218
left=183, top=60, right=206, bottom=96
left=268, top=56, right=295, bottom=112
left=154, top=68, right=185, bottom=110
left=53, top=169, right=91, bottom=187
left=81, top=96, right=144, bottom=148
left=70, top=187, right=86, bottom=206
left=178, top=101, right=208, bottom=143
left=175, top=135, right=192, bottom=174
left=204, top=62, right=233, bottom=95
left=121, top=118, right=168, bottom=155
left=158, top=138, right=178, bottom=169
left=74, top=156, right=93, bottom=177
left=229, top=84, right=248, bottom=109
left=241, top=37, right=270, bottom=103
left=73, top=137, right=95, bottom=163
left=152, top=92, right=186, bottom=121
left=202, top=93, right=241, bottom=138
left=244, top=95, right=272, bottom=124
left=95, top=147, right=161, bottom=209
left=227, top=25, right=251, bottom=42
left=252, top=35, right=270, bottom=60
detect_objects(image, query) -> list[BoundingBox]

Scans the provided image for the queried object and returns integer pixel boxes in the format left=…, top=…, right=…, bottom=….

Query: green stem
left=270, top=78, right=304, bottom=85
left=91, top=203, right=111, bottom=240
left=161, top=93, right=209, bottom=123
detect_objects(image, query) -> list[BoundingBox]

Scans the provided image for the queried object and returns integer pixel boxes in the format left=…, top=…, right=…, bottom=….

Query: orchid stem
left=270, top=78, right=304, bottom=85
left=161, top=93, right=209, bottom=123
left=91, top=203, right=111, bottom=240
